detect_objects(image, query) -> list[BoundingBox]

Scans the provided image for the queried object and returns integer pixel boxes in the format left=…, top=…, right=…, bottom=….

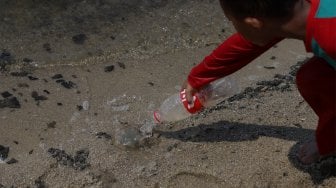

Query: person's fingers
left=181, top=80, right=188, bottom=90
left=185, top=83, right=196, bottom=104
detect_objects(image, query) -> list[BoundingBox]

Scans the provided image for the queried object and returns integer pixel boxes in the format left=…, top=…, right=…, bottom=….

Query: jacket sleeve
left=187, top=33, right=283, bottom=89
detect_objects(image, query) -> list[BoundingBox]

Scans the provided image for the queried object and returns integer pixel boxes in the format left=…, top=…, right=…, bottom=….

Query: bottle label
left=180, top=89, right=204, bottom=114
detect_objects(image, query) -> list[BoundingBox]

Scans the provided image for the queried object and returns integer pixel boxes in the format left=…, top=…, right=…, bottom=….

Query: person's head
left=219, top=0, right=301, bottom=45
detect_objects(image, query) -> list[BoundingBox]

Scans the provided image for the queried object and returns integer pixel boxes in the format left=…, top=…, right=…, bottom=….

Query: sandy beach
left=0, top=0, right=335, bottom=187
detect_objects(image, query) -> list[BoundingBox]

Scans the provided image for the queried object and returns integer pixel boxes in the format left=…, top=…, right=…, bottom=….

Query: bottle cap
left=180, top=89, right=203, bottom=114
left=153, top=111, right=161, bottom=123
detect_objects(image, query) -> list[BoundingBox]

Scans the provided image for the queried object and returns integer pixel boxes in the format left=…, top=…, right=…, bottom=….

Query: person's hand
left=181, top=80, right=197, bottom=105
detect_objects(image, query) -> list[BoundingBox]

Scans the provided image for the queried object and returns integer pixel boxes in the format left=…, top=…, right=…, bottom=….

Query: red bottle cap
left=180, top=89, right=204, bottom=114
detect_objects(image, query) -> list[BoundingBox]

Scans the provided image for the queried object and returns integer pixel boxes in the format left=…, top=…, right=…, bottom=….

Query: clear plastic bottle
left=153, top=76, right=239, bottom=123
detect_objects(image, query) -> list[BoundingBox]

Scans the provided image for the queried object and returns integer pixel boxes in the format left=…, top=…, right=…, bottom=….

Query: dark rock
left=72, top=34, right=87, bottom=44
left=23, top=58, right=33, bottom=63
left=57, top=103, right=63, bottom=106
left=51, top=74, right=63, bottom=79
left=13, top=141, right=18, bottom=145
left=148, top=82, right=154, bottom=86
left=6, top=158, right=18, bottom=164
left=28, top=76, right=39, bottom=80
left=73, top=149, right=90, bottom=170
left=47, top=148, right=90, bottom=170
left=0, top=145, right=9, bottom=160
left=256, top=79, right=283, bottom=87
left=43, top=43, right=52, bottom=52
left=47, top=121, right=56, bottom=128
left=96, top=132, right=112, bottom=140
left=34, top=176, right=46, bottom=188
left=270, top=56, right=276, bottom=60
left=55, top=79, right=65, bottom=83
left=0, top=50, right=13, bottom=71
left=31, top=91, right=48, bottom=101
left=17, top=83, right=29, bottom=88
left=61, top=81, right=76, bottom=89
left=293, top=123, right=302, bottom=128
left=48, top=148, right=74, bottom=166
left=1, top=91, right=12, bottom=98
left=43, top=90, right=50, bottom=94
left=117, top=62, right=125, bottom=69
left=104, top=65, right=115, bottom=72
left=29, top=150, right=34, bottom=154
left=77, top=105, right=83, bottom=111
left=110, top=36, right=116, bottom=40
left=10, top=71, right=29, bottom=77
left=0, top=97, right=21, bottom=108
left=54, top=78, right=76, bottom=89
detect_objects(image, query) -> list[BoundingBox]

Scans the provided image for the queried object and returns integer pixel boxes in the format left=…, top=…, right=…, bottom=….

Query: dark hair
left=219, top=0, right=300, bottom=21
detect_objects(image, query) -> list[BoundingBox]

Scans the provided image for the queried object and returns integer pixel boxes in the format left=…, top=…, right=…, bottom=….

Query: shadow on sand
left=156, top=120, right=336, bottom=184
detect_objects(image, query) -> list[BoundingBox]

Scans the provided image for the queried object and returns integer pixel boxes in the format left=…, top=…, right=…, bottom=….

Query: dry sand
left=0, top=0, right=335, bottom=187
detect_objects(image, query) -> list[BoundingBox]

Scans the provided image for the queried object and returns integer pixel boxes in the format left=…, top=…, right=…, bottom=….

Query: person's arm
left=184, top=33, right=282, bottom=103
left=188, top=33, right=282, bottom=89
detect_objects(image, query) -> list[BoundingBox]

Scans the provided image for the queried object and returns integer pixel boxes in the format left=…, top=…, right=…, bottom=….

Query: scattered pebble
left=23, top=58, right=33, bottom=63
left=17, top=83, right=29, bottom=88
left=43, top=43, right=52, bottom=52
left=0, top=50, right=13, bottom=71
left=43, top=90, right=50, bottom=94
left=51, top=74, right=63, bottom=79
left=0, top=145, right=9, bottom=161
left=34, top=176, right=46, bottom=188
left=28, top=75, right=39, bottom=80
left=47, top=148, right=90, bottom=170
left=77, top=105, right=83, bottom=111
left=96, top=132, right=112, bottom=140
left=0, top=97, right=21, bottom=108
left=117, top=62, right=125, bottom=69
left=31, top=91, right=48, bottom=101
left=61, top=81, right=76, bottom=89
left=104, top=65, right=115, bottom=72
left=47, top=121, right=56, bottom=128
left=10, top=72, right=29, bottom=77
left=54, top=78, right=76, bottom=89
left=263, top=66, right=275, bottom=69
left=6, top=158, right=18, bottom=164
left=57, top=102, right=63, bottom=106
left=1, top=91, right=12, bottom=98
left=72, top=34, right=87, bottom=44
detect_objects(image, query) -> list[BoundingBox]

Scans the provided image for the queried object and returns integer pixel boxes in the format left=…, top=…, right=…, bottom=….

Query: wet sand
left=0, top=0, right=335, bottom=187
